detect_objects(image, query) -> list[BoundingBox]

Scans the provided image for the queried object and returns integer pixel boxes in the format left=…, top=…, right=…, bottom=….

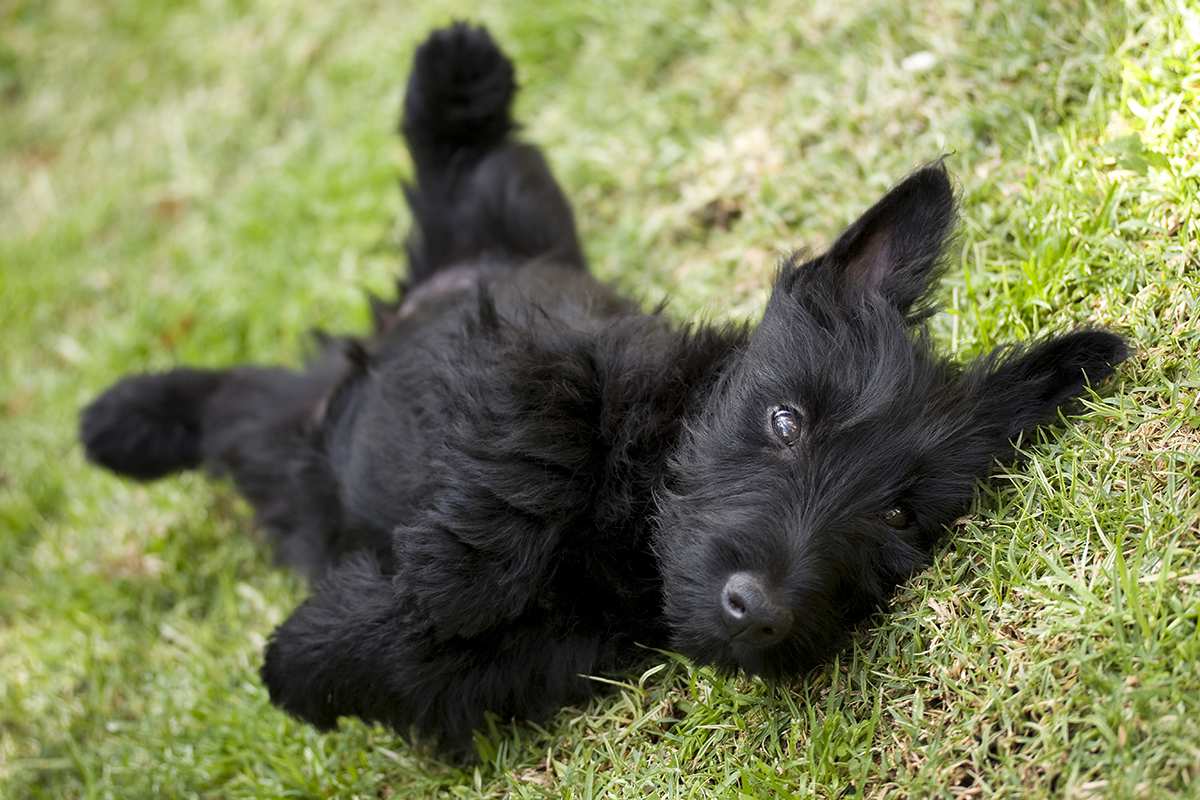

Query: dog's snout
left=720, top=572, right=793, bottom=648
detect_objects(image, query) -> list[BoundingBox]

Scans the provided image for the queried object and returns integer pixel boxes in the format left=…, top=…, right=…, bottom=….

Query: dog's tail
left=399, top=23, right=585, bottom=285
left=80, top=368, right=225, bottom=481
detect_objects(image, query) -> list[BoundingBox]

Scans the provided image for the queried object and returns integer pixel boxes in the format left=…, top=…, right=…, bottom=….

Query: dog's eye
left=881, top=506, right=911, bottom=529
left=770, top=407, right=801, bottom=445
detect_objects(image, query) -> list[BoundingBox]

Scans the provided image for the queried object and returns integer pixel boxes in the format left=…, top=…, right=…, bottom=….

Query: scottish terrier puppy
left=81, top=23, right=1128, bottom=753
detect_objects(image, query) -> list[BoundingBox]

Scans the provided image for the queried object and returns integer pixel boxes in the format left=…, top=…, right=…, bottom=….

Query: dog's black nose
left=720, top=572, right=793, bottom=648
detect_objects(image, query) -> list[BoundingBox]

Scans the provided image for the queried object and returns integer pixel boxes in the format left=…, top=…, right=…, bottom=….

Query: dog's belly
left=333, top=268, right=602, bottom=534
left=329, top=264, right=648, bottom=595
left=387, top=260, right=636, bottom=333
left=396, top=263, right=503, bottom=320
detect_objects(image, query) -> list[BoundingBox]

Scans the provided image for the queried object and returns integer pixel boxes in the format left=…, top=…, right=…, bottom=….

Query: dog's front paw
left=260, top=627, right=341, bottom=731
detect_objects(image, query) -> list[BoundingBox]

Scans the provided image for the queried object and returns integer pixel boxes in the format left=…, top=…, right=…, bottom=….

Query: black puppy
left=81, top=23, right=1129, bottom=753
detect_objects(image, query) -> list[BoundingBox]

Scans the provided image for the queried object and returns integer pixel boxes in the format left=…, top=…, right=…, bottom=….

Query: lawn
left=1, top=0, right=1197, bottom=797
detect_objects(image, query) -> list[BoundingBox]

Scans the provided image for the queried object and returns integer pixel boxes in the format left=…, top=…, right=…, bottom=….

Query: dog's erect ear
left=822, top=163, right=956, bottom=318
left=969, top=329, right=1131, bottom=447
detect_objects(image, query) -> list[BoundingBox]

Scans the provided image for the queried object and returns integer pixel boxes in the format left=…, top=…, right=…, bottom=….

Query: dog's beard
left=662, top=577, right=847, bottom=681
left=668, top=620, right=836, bottom=682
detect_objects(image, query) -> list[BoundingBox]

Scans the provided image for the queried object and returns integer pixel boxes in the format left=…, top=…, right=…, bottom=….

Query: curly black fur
left=79, top=22, right=1129, bottom=755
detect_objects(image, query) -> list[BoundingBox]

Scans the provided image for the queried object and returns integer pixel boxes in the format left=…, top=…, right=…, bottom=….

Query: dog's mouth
left=668, top=619, right=795, bottom=679
left=727, top=642, right=774, bottom=676
left=666, top=595, right=838, bottom=682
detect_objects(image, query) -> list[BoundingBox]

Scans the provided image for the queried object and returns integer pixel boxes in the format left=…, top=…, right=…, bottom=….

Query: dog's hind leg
left=81, top=351, right=355, bottom=577
left=81, top=367, right=230, bottom=481
left=82, top=363, right=331, bottom=480
left=400, top=22, right=586, bottom=284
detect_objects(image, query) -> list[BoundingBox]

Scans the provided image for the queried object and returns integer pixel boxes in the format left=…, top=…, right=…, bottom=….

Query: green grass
left=2, top=0, right=1198, bottom=796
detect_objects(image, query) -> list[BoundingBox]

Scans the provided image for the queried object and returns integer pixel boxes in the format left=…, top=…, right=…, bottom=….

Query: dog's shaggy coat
left=80, top=23, right=1129, bottom=753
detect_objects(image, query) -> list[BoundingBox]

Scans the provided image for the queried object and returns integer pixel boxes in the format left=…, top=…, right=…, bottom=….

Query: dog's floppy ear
left=821, top=162, right=956, bottom=319
left=968, top=329, right=1131, bottom=447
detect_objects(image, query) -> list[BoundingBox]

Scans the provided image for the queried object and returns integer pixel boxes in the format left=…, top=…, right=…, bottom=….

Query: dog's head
left=654, top=164, right=1128, bottom=678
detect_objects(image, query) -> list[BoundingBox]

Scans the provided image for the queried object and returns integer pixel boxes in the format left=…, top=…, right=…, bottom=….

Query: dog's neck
left=572, top=315, right=748, bottom=606
left=525, top=312, right=747, bottom=640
